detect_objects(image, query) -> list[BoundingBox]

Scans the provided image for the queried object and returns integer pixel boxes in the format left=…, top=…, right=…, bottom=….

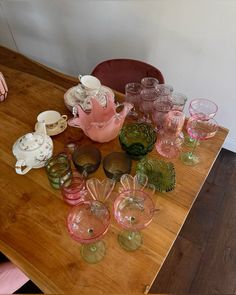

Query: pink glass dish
left=68, top=95, right=133, bottom=143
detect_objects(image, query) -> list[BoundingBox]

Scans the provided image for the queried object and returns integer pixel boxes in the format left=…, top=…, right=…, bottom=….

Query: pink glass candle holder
left=61, top=172, right=87, bottom=205
left=0, top=72, right=8, bottom=102
left=164, top=110, right=185, bottom=136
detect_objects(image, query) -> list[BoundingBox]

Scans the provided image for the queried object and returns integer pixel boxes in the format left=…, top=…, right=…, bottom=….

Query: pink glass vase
left=0, top=72, right=8, bottom=102
left=68, top=94, right=133, bottom=143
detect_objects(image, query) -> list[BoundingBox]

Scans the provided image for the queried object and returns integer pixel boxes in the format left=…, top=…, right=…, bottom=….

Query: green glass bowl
left=136, top=157, right=176, bottom=192
left=119, top=123, right=157, bottom=160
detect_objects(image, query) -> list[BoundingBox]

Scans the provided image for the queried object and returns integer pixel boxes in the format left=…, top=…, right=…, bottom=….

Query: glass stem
left=190, top=139, right=198, bottom=156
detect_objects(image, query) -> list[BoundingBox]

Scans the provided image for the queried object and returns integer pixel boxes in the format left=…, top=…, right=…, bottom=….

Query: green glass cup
left=45, top=153, right=72, bottom=189
left=119, top=123, right=157, bottom=160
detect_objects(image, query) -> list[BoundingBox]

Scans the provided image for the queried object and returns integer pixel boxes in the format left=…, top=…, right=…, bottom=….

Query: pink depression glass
left=68, top=94, right=133, bottom=143
left=181, top=116, right=218, bottom=165
left=156, top=133, right=183, bottom=159
left=114, top=189, right=155, bottom=251
left=0, top=72, right=8, bottom=102
left=67, top=200, right=110, bottom=263
left=152, top=95, right=173, bottom=130
left=141, top=77, right=159, bottom=89
left=61, top=172, right=87, bottom=205
left=164, top=110, right=185, bottom=136
left=189, top=98, right=218, bottom=120
left=171, top=92, right=187, bottom=111
left=140, top=88, right=159, bottom=123
left=125, top=82, right=142, bottom=118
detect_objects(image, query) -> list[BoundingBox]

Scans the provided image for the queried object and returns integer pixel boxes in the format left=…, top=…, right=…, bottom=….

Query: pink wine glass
left=181, top=116, right=218, bottom=165
left=114, top=189, right=156, bottom=251
left=67, top=178, right=115, bottom=263
left=185, top=98, right=218, bottom=147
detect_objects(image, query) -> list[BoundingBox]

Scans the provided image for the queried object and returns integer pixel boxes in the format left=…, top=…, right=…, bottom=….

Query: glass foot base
left=118, top=230, right=142, bottom=251
left=80, top=241, right=106, bottom=264
left=180, top=152, right=200, bottom=166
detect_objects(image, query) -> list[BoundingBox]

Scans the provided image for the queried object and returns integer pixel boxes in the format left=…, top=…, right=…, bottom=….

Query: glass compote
left=181, top=116, right=218, bottom=166
left=67, top=178, right=115, bottom=263
left=114, top=189, right=155, bottom=251
left=185, top=98, right=218, bottom=147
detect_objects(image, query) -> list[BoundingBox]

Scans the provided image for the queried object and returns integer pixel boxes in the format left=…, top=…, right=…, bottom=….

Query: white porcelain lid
left=18, top=133, right=44, bottom=151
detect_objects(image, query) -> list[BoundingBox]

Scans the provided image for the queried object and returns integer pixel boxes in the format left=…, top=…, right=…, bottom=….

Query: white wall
left=0, top=0, right=235, bottom=151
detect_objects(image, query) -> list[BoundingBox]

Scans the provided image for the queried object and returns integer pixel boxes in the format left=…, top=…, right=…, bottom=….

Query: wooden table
left=0, top=46, right=228, bottom=294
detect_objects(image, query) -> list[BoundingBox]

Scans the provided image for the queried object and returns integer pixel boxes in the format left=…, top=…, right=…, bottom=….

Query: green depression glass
left=136, top=157, right=176, bottom=192
left=119, top=123, right=157, bottom=160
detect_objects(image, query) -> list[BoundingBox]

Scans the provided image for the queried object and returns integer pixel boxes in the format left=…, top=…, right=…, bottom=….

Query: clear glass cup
left=125, top=82, right=142, bottom=118
left=141, top=77, right=159, bottom=89
left=45, top=153, right=72, bottom=189
left=171, top=92, right=188, bottom=111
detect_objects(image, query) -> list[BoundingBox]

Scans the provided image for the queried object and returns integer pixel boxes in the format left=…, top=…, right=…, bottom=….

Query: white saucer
left=35, top=119, right=67, bottom=137
left=64, top=85, right=114, bottom=112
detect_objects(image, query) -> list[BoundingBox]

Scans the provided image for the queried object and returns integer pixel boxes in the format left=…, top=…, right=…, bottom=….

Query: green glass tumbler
left=45, top=153, right=72, bottom=189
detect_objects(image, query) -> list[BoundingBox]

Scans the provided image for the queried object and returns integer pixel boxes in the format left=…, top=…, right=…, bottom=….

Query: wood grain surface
left=0, top=46, right=228, bottom=294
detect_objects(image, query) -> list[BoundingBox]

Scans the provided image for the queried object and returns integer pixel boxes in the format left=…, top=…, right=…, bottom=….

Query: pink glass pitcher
left=0, top=72, right=8, bottom=102
left=68, top=94, right=133, bottom=143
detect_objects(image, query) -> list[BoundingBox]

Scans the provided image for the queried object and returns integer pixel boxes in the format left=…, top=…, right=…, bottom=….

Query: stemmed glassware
left=185, top=98, right=218, bottom=147
left=125, top=82, right=142, bottom=118
left=181, top=116, right=218, bottom=165
left=140, top=88, right=159, bottom=123
left=67, top=178, right=115, bottom=263
left=113, top=174, right=157, bottom=251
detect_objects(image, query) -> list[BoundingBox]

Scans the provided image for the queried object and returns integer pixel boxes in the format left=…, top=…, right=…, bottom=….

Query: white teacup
left=37, top=110, right=67, bottom=130
left=78, top=75, right=101, bottom=96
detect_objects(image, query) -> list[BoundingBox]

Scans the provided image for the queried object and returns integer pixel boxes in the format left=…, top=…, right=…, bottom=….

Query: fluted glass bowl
left=136, top=157, right=176, bottom=192
left=119, top=123, right=157, bottom=160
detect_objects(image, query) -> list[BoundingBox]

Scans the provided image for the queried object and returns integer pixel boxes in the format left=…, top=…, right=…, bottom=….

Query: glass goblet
left=140, top=88, right=159, bottom=123
left=141, top=77, right=159, bottom=89
left=72, top=145, right=101, bottom=177
left=181, top=116, right=218, bottom=166
left=114, top=189, right=155, bottom=251
left=189, top=98, right=218, bottom=119
left=125, top=82, right=142, bottom=118
left=152, top=95, right=173, bottom=130
left=185, top=98, right=218, bottom=147
left=67, top=200, right=110, bottom=264
left=103, top=152, right=132, bottom=181
left=171, top=92, right=187, bottom=112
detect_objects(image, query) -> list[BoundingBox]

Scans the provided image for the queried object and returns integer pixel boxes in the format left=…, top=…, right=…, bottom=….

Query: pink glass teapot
left=68, top=95, right=133, bottom=143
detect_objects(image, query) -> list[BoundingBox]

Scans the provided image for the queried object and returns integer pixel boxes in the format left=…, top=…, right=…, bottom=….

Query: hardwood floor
left=150, top=148, right=236, bottom=294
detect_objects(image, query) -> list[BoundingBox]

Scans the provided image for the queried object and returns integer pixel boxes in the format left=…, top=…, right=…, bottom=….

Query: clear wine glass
left=67, top=178, right=115, bottom=263
left=181, top=116, right=218, bottom=166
